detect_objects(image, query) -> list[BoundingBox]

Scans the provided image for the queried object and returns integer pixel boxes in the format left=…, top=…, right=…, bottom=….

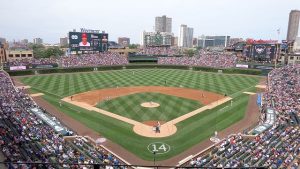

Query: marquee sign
left=80, top=28, right=101, bottom=34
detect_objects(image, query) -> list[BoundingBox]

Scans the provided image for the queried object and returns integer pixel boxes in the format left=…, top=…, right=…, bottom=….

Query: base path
left=62, top=86, right=230, bottom=138
left=69, top=86, right=224, bottom=106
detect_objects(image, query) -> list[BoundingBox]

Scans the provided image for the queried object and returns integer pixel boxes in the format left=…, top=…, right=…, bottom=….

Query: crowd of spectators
left=136, top=47, right=182, bottom=56
left=184, top=64, right=300, bottom=168
left=263, top=64, right=300, bottom=121
left=0, top=71, right=126, bottom=168
left=60, top=52, right=128, bottom=68
left=4, top=58, right=58, bottom=67
left=158, top=52, right=237, bottom=68
left=187, top=126, right=299, bottom=168
left=4, top=52, right=128, bottom=69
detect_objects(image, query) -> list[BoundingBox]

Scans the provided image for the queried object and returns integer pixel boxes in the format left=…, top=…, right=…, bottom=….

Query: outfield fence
left=6, top=64, right=263, bottom=76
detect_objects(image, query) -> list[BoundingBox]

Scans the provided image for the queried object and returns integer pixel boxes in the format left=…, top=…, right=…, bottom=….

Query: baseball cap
left=82, top=33, right=87, bottom=38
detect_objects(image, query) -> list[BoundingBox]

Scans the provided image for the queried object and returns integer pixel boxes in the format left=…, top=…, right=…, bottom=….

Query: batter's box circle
left=147, top=142, right=171, bottom=154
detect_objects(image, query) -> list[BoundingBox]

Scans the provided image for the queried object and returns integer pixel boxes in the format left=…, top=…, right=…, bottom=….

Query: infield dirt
left=70, top=86, right=225, bottom=106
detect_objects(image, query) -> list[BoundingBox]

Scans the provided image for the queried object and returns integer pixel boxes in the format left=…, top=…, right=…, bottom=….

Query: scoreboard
left=243, top=44, right=279, bottom=61
left=69, top=31, right=108, bottom=52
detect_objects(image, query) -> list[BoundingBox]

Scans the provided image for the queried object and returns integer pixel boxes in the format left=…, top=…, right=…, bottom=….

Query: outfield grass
left=97, top=92, right=202, bottom=122
left=21, top=69, right=259, bottom=97
left=20, top=69, right=261, bottom=161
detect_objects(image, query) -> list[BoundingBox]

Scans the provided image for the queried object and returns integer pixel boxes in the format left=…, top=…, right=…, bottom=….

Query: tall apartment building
left=33, top=38, right=43, bottom=45
left=60, top=37, right=68, bottom=47
left=155, top=15, right=172, bottom=33
left=178, top=24, right=193, bottom=48
left=118, top=37, right=130, bottom=47
left=287, top=10, right=300, bottom=41
left=197, top=35, right=230, bottom=48
left=141, top=31, right=173, bottom=46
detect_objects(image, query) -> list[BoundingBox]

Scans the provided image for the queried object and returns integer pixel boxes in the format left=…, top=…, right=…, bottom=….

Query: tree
left=29, top=43, right=64, bottom=58
left=128, top=44, right=138, bottom=49
left=44, top=47, right=64, bottom=58
left=184, top=49, right=196, bottom=57
left=196, top=46, right=203, bottom=51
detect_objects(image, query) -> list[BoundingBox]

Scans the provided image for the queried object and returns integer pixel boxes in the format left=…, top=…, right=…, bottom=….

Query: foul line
left=62, top=96, right=232, bottom=129
left=166, top=97, right=232, bottom=125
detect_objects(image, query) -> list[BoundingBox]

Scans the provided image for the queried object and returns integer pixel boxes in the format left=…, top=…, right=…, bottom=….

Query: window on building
left=290, top=57, right=294, bottom=60
left=21, top=54, right=26, bottom=57
left=28, top=54, right=32, bottom=57
left=9, top=54, right=13, bottom=57
left=15, top=54, right=20, bottom=57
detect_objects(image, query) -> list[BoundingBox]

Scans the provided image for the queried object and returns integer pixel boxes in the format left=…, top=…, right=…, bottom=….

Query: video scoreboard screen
left=243, top=44, right=278, bottom=61
left=69, top=31, right=108, bottom=52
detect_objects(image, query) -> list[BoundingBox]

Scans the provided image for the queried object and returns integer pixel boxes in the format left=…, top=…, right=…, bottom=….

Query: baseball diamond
left=18, top=69, right=261, bottom=161
left=1, top=3, right=299, bottom=168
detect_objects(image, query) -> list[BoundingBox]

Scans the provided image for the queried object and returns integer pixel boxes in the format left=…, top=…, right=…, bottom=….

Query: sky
left=0, top=0, right=299, bottom=44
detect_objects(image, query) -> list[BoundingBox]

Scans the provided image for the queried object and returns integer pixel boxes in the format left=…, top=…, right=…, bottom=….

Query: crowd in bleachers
left=158, top=52, right=237, bottom=68
left=4, top=49, right=238, bottom=69
left=263, top=65, right=300, bottom=120
left=136, top=47, right=182, bottom=56
left=60, top=52, right=128, bottom=68
left=4, top=52, right=128, bottom=68
left=4, top=58, right=58, bottom=67
left=184, top=64, right=300, bottom=168
left=0, top=71, right=125, bottom=168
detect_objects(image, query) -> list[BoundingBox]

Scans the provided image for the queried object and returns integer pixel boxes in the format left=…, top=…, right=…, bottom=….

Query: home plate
left=255, top=85, right=266, bottom=89
left=243, top=92, right=256, bottom=95
left=30, top=93, right=44, bottom=97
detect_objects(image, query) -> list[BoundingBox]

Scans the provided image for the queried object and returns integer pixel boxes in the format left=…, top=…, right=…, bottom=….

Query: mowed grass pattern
left=21, top=69, right=259, bottom=97
left=20, top=69, right=261, bottom=161
left=97, top=92, right=202, bottom=122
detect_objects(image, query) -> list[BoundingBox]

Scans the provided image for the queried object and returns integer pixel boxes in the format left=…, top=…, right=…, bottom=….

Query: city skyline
left=0, top=0, right=299, bottom=44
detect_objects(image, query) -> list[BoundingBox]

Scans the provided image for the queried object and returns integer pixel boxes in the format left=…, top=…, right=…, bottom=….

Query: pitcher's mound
left=140, top=102, right=160, bottom=108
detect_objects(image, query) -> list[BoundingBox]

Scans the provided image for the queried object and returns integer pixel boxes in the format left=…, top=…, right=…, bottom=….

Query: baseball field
left=19, top=69, right=261, bottom=161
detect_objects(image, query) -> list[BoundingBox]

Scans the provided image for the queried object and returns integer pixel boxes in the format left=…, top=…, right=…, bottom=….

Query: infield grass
left=97, top=92, right=202, bottom=122
left=20, top=69, right=261, bottom=161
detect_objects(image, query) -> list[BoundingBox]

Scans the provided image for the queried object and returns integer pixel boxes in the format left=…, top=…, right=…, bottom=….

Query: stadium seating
left=5, top=50, right=239, bottom=69
left=158, top=51, right=237, bottom=68
left=60, top=52, right=128, bottom=68
left=136, top=47, right=182, bottom=56
left=4, top=52, right=128, bottom=69
left=0, top=71, right=126, bottom=168
left=2, top=53, right=300, bottom=168
left=181, top=64, right=300, bottom=168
